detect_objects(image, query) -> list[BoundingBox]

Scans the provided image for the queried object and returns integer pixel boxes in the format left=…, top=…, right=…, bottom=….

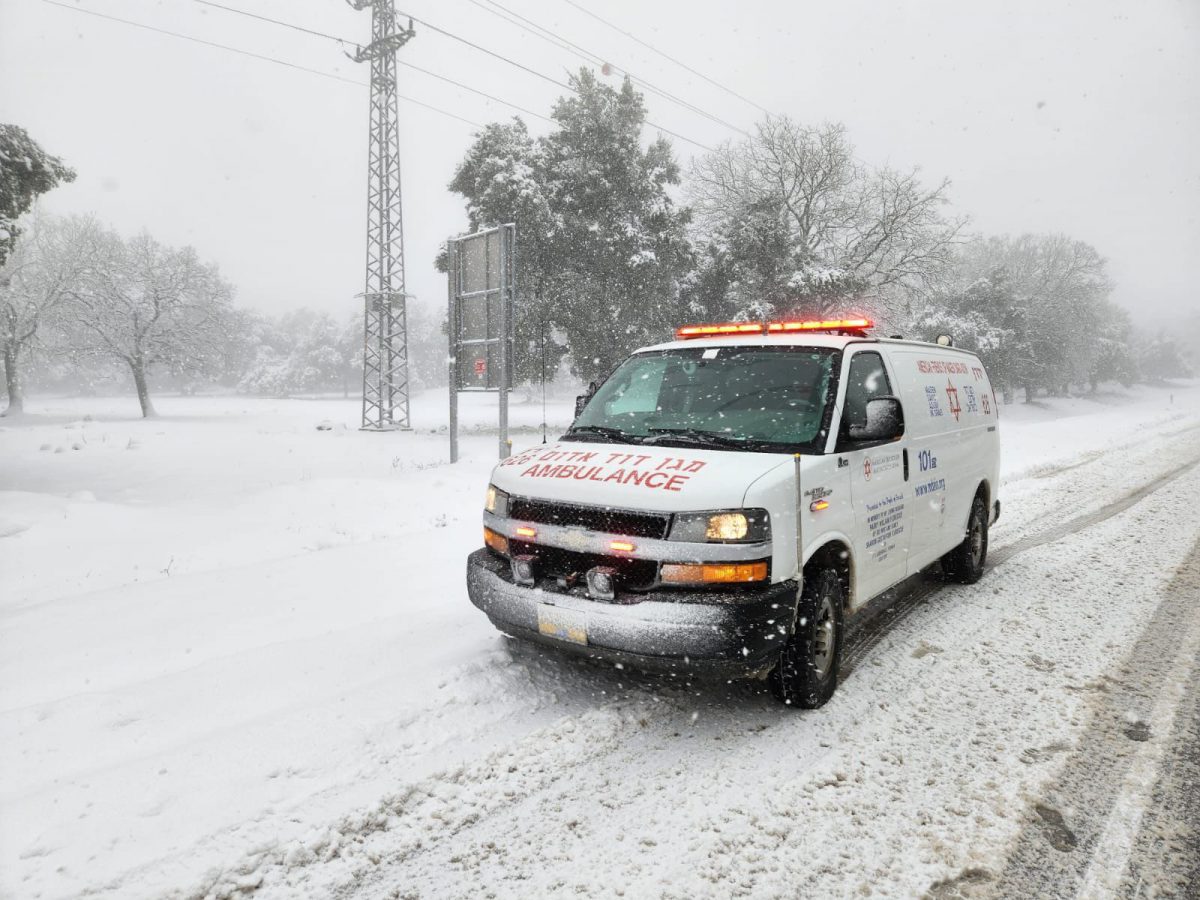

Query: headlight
left=484, top=484, right=510, bottom=517
left=667, top=509, right=770, bottom=543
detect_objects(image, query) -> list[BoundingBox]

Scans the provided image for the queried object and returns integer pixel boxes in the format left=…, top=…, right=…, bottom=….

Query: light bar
left=675, top=322, right=765, bottom=339
left=675, top=318, right=873, bottom=340
left=767, top=317, right=873, bottom=333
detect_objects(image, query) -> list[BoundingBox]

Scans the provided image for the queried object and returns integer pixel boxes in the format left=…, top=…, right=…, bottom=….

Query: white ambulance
left=467, top=317, right=1000, bottom=707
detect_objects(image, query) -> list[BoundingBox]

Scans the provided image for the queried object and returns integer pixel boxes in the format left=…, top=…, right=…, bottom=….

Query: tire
left=942, top=493, right=988, bottom=584
left=769, top=567, right=845, bottom=708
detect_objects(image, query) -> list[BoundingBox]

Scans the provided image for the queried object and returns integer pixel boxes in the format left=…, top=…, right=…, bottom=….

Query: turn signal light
left=483, top=526, right=509, bottom=555
left=660, top=561, right=769, bottom=584
left=514, top=525, right=537, bottom=539
left=609, top=540, right=636, bottom=553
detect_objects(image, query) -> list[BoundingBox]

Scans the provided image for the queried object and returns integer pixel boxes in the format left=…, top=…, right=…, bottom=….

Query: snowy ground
left=1, top=382, right=1198, bottom=899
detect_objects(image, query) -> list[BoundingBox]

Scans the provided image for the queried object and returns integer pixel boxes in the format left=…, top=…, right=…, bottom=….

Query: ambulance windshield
left=567, top=346, right=838, bottom=453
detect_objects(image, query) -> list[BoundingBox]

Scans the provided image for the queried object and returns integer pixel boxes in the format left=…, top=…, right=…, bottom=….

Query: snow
left=1, top=382, right=1198, bottom=899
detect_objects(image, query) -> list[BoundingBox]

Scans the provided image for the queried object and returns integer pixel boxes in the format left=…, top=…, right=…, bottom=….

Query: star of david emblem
left=945, top=380, right=962, bottom=422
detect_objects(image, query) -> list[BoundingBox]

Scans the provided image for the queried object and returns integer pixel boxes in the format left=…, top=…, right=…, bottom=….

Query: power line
left=193, top=0, right=553, bottom=123
left=45, top=0, right=361, bottom=84
left=400, top=59, right=554, bottom=123
left=397, top=6, right=575, bottom=92
left=194, top=0, right=714, bottom=150
left=194, top=0, right=354, bottom=46
left=391, top=6, right=715, bottom=151
left=469, top=0, right=751, bottom=138
left=471, top=0, right=598, bottom=63
left=46, top=0, right=714, bottom=151
left=40, top=0, right=483, bottom=127
left=560, top=0, right=770, bottom=115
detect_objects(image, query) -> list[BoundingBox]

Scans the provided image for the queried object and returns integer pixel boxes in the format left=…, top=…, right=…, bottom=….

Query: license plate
left=537, top=604, right=588, bottom=645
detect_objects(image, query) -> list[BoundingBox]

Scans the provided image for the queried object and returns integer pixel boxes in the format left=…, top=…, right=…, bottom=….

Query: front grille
left=508, top=498, right=670, bottom=540
left=509, top=539, right=659, bottom=591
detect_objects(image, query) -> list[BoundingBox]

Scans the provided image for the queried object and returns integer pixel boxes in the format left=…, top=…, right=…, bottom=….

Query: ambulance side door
left=836, top=348, right=912, bottom=602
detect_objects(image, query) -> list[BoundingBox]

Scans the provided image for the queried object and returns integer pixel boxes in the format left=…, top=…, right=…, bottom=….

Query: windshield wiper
left=643, top=427, right=750, bottom=448
left=563, top=425, right=642, bottom=444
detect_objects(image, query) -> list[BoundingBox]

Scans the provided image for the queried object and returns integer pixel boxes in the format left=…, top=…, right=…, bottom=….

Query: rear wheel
left=769, top=567, right=844, bottom=708
left=942, top=494, right=988, bottom=583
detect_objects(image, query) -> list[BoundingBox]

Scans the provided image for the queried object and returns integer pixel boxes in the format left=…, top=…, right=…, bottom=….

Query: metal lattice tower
left=348, top=1, right=414, bottom=430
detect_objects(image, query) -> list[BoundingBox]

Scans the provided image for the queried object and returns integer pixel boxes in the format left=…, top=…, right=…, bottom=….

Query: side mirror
left=847, top=396, right=904, bottom=443
left=574, top=381, right=599, bottom=419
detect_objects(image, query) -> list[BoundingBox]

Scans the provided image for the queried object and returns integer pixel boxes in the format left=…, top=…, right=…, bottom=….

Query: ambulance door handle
left=903, top=448, right=909, bottom=481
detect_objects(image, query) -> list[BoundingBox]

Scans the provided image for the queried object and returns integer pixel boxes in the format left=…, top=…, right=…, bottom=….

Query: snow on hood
left=490, top=441, right=793, bottom=512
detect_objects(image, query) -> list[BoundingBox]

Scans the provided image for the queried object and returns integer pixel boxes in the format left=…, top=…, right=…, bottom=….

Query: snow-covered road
left=2, top=385, right=1198, bottom=899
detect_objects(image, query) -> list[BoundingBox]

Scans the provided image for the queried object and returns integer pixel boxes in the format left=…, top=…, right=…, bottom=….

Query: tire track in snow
left=978, top=539, right=1200, bottom=900
left=1002, top=420, right=1200, bottom=486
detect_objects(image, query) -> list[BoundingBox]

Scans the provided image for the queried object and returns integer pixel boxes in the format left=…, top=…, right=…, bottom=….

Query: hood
left=491, top=441, right=793, bottom=512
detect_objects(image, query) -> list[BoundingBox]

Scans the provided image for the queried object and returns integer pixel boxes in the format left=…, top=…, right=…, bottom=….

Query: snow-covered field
left=2, top=383, right=1198, bottom=899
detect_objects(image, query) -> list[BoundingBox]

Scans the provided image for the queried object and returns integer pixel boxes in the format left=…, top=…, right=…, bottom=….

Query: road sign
left=447, top=223, right=516, bottom=462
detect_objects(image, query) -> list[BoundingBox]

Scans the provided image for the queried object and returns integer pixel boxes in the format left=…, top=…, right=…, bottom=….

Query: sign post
left=446, top=224, right=516, bottom=462
left=446, top=237, right=459, bottom=464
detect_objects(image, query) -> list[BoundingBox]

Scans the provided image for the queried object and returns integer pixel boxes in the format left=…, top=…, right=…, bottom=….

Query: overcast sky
left=2, top=0, right=1197, bottom=327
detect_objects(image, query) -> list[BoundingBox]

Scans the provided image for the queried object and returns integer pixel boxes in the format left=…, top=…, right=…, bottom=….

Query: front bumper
left=466, top=548, right=797, bottom=678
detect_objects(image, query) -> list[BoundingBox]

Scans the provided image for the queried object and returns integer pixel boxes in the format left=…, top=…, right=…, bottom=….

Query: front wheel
left=942, top=494, right=989, bottom=584
left=769, top=567, right=844, bottom=708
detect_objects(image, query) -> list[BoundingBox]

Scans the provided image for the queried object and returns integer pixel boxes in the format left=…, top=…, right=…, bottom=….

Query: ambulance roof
left=636, top=333, right=982, bottom=357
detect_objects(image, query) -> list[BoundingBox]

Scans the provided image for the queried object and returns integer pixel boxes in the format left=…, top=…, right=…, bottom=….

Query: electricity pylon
left=348, top=0, right=414, bottom=430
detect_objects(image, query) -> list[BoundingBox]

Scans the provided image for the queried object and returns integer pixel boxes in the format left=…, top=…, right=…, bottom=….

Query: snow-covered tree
left=238, top=310, right=358, bottom=397
left=69, top=225, right=234, bottom=417
left=1, top=214, right=100, bottom=414
left=1134, top=331, right=1193, bottom=382
left=687, top=118, right=960, bottom=322
left=1088, top=303, right=1137, bottom=390
left=1178, top=311, right=1200, bottom=375
left=912, top=277, right=1018, bottom=401
left=542, top=71, right=693, bottom=382
left=0, top=124, right=75, bottom=269
left=924, top=234, right=1116, bottom=401
left=448, top=72, right=693, bottom=384
left=1, top=126, right=77, bottom=414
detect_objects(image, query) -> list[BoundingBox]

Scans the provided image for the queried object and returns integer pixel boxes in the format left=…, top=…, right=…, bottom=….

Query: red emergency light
left=675, top=322, right=765, bottom=339
left=675, top=317, right=873, bottom=340
left=768, top=317, right=873, bottom=333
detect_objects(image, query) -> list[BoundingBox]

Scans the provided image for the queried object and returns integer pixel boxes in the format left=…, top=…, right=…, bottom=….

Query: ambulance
left=466, top=317, right=1000, bottom=707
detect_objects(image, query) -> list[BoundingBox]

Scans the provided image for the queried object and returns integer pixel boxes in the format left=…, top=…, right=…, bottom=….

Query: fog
left=3, top=0, right=1197, bottom=324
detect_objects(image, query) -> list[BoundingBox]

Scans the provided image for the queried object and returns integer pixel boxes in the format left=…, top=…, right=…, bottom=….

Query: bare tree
left=688, top=117, right=963, bottom=320
left=70, top=225, right=234, bottom=417
left=1, top=214, right=100, bottom=414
